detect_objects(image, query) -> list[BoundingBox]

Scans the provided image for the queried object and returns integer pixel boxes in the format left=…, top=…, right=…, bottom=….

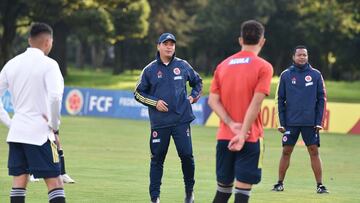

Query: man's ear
left=238, top=37, right=243, bottom=46
left=259, top=37, right=266, bottom=48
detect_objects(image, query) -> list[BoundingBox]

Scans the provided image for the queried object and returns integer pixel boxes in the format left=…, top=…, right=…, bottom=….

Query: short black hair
left=292, top=45, right=307, bottom=56
left=240, top=20, right=264, bottom=45
left=30, top=22, right=53, bottom=38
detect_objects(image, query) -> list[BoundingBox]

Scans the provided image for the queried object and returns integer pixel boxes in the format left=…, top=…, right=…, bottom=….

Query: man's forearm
left=49, top=97, right=61, bottom=130
left=208, top=94, right=232, bottom=125
left=239, top=93, right=266, bottom=136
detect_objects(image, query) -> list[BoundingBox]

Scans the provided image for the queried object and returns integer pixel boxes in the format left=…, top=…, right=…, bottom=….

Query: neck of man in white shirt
left=28, top=33, right=53, bottom=55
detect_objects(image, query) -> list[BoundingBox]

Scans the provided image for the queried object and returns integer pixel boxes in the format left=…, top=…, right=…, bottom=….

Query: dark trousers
left=149, top=122, right=195, bottom=199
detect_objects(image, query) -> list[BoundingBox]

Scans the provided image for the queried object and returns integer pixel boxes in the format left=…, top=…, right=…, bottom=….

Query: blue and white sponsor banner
left=1, top=87, right=208, bottom=125
left=62, top=87, right=207, bottom=125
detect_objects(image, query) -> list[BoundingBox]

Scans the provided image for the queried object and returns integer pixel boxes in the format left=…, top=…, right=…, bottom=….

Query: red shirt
left=210, top=51, right=273, bottom=142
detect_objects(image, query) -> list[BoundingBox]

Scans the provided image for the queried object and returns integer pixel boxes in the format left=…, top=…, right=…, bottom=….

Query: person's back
left=3, top=47, right=63, bottom=145
left=208, top=20, right=273, bottom=203
left=0, top=22, right=66, bottom=203
left=214, top=51, right=272, bottom=142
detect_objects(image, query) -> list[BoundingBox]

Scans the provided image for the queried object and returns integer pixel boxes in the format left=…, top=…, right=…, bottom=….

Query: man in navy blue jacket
left=272, top=45, right=329, bottom=194
left=134, top=33, right=202, bottom=203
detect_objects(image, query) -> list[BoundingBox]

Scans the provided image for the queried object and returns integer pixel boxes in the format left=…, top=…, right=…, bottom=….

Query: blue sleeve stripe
left=134, top=68, right=146, bottom=91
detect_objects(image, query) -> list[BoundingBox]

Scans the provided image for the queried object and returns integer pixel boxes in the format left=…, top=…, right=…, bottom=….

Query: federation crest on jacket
left=173, top=67, right=181, bottom=75
left=157, top=71, right=163, bottom=78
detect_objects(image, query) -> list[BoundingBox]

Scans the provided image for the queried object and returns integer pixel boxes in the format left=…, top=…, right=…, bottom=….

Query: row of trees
left=1, top=0, right=359, bottom=80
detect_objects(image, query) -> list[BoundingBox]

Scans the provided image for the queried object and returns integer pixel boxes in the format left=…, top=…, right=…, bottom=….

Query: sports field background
left=65, top=68, right=360, bottom=103
left=0, top=117, right=359, bottom=202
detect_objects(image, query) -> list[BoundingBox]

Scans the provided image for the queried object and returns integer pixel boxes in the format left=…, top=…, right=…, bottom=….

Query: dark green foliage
left=1, top=0, right=359, bottom=80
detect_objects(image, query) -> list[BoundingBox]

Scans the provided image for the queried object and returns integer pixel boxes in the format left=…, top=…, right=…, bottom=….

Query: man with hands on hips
left=134, top=32, right=202, bottom=203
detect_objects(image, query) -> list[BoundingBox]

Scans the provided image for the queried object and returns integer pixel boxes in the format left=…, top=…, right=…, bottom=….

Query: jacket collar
left=291, top=62, right=311, bottom=72
left=156, top=51, right=176, bottom=66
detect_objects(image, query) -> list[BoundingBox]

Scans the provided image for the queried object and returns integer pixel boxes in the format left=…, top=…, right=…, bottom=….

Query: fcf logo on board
left=65, top=89, right=84, bottom=115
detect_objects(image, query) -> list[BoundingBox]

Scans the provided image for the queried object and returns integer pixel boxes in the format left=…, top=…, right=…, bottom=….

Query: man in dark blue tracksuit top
left=134, top=33, right=202, bottom=203
left=272, top=45, right=329, bottom=194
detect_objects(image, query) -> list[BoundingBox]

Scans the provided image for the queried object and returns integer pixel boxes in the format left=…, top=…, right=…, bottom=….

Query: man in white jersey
left=0, top=22, right=66, bottom=203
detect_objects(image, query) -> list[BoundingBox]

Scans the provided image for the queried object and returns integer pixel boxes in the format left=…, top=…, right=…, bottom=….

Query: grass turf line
left=0, top=116, right=359, bottom=202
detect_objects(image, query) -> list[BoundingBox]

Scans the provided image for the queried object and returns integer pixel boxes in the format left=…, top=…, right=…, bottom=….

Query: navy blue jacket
left=134, top=53, right=202, bottom=129
left=276, top=63, right=326, bottom=127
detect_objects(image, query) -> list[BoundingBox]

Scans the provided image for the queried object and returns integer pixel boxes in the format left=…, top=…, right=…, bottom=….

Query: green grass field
left=1, top=117, right=359, bottom=203
left=65, top=68, right=360, bottom=103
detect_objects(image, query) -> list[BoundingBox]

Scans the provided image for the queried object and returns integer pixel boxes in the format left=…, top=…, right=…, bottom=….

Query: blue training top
left=276, top=63, right=326, bottom=127
left=134, top=52, right=203, bottom=129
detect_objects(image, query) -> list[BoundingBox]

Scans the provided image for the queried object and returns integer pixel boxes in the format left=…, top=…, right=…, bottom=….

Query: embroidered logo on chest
left=173, top=67, right=181, bottom=75
left=291, top=77, right=296, bottom=85
left=305, top=75, right=312, bottom=82
left=157, top=71, right=163, bottom=78
left=305, top=75, right=313, bottom=86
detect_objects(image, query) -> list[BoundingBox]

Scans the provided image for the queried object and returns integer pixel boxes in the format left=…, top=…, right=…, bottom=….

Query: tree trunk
left=204, top=49, right=216, bottom=76
left=75, top=40, right=85, bottom=69
left=0, top=0, right=24, bottom=68
left=0, top=19, right=16, bottom=67
left=91, top=43, right=105, bottom=68
left=274, top=51, right=285, bottom=75
left=113, top=41, right=125, bottom=74
left=49, top=21, right=68, bottom=77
